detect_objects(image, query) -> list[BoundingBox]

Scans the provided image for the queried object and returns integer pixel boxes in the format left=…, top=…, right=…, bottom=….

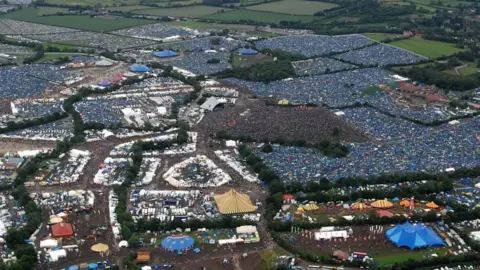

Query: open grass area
left=133, top=5, right=229, bottom=17
left=411, top=0, right=473, bottom=7
left=42, top=42, right=81, bottom=50
left=203, top=9, right=315, bottom=23
left=246, top=0, right=339, bottom=15
left=458, top=62, right=479, bottom=76
left=375, top=249, right=448, bottom=265
left=363, top=32, right=400, bottom=42
left=34, top=53, right=80, bottom=63
left=0, top=8, right=154, bottom=31
left=259, top=250, right=288, bottom=270
left=389, top=38, right=466, bottom=58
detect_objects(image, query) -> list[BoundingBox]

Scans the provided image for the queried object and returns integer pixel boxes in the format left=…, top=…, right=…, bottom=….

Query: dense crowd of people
left=225, top=68, right=391, bottom=107
left=255, top=34, right=374, bottom=58
left=113, top=24, right=208, bottom=41
left=166, top=51, right=231, bottom=75
left=0, top=43, right=33, bottom=53
left=257, top=116, right=480, bottom=182
left=292, top=57, right=357, bottom=76
left=74, top=98, right=138, bottom=127
left=0, top=65, right=73, bottom=99
left=333, top=44, right=428, bottom=66
left=339, top=107, right=434, bottom=140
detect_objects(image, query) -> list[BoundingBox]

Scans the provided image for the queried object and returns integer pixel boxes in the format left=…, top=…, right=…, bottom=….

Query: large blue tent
left=386, top=222, right=445, bottom=250
left=68, top=266, right=79, bottom=270
left=152, top=50, right=180, bottom=58
left=129, top=64, right=150, bottom=73
left=240, top=48, right=258, bottom=56
left=88, top=263, right=98, bottom=270
left=161, top=235, right=194, bottom=252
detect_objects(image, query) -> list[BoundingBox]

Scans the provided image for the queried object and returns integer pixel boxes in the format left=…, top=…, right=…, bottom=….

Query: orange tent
left=426, top=201, right=439, bottom=209
left=351, top=202, right=367, bottom=210
left=371, top=200, right=393, bottom=209
left=400, top=200, right=410, bottom=208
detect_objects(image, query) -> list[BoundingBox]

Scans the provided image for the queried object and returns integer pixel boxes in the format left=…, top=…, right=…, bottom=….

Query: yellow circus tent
left=371, top=200, right=393, bottom=209
left=214, top=189, right=256, bottom=215
left=400, top=200, right=411, bottom=208
left=91, top=243, right=109, bottom=253
left=302, top=203, right=319, bottom=211
left=351, top=202, right=367, bottom=210
left=426, top=201, right=439, bottom=209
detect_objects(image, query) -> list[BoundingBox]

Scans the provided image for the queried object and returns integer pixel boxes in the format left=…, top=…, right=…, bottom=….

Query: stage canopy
left=214, top=189, right=256, bottom=214
left=371, top=200, right=393, bottom=209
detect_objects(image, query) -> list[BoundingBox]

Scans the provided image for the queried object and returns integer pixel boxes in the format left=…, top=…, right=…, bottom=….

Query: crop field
left=246, top=0, right=339, bottom=15
left=36, top=7, right=70, bottom=15
left=203, top=9, right=315, bottom=23
left=389, top=38, right=466, bottom=58
left=0, top=8, right=154, bottom=31
left=133, top=5, right=229, bottom=17
left=411, top=0, right=473, bottom=7
left=45, top=0, right=139, bottom=6
left=106, top=5, right=150, bottom=12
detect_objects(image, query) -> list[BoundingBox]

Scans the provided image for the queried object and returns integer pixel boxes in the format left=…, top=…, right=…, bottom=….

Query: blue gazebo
left=68, top=266, right=79, bottom=270
left=161, top=235, right=194, bottom=252
left=88, top=263, right=98, bottom=270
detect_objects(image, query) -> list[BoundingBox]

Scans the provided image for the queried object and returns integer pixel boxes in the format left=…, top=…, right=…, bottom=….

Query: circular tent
left=371, top=200, right=393, bottom=209
left=385, top=222, right=445, bottom=250
left=129, top=64, right=150, bottom=73
left=426, top=202, right=439, bottom=209
left=161, top=235, right=194, bottom=252
left=91, top=243, right=109, bottom=253
left=351, top=202, right=367, bottom=210
left=69, top=266, right=79, bottom=270
left=88, top=263, right=98, bottom=270
left=240, top=48, right=258, bottom=56
left=49, top=217, right=63, bottom=224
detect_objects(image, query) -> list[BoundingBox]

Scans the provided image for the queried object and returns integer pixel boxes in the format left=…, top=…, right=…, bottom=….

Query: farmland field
left=36, top=7, right=70, bottom=15
left=203, top=9, right=315, bottom=23
left=246, top=0, right=339, bottom=15
left=389, top=38, right=466, bottom=58
left=363, top=32, right=402, bottom=42
left=133, top=5, right=229, bottom=17
left=162, top=20, right=255, bottom=30
left=45, top=0, right=139, bottom=6
left=106, top=5, right=151, bottom=12
left=0, top=8, right=154, bottom=31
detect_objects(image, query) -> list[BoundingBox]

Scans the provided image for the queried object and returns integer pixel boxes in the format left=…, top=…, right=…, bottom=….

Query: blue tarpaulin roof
left=88, top=263, right=98, bottom=269
left=152, top=50, right=180, bottom=58
left=69, top=266, right=79, bottom=270
left=129, top=64, right=150, bottom=73
left=161, top=235, right=194, bottom=251
left=386, top=222, right=445, bottom=250
left=240, top=48, right=258, bottom=55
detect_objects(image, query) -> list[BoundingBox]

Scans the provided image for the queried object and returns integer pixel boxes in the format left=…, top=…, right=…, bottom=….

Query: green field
left=45, top=0, right=139, bottom=6
left=458, top=62, right=479, bottom=76
left=246, top=0, right=339, bottom=15
left=411, top=0, right=473, bottom=7
left=35, top=53, right=80, bottom=63
left=133, top=6, right=229, bottom=17
left=389, top=38, right=466, bottom=58
left=0, top=8, right=154, bottom=31
left=203, top=9, right=315, bottom=23
left=42, top=42, right=81, bottom=50
left=36, top=7, right=71, bottom=15
left=375, top=249, right=448, bottom=265
left=363, top=32, right=401, bottom=42
left=163, top=20, right=254, bottom=30
left=107, top=5, right=151, bottom=12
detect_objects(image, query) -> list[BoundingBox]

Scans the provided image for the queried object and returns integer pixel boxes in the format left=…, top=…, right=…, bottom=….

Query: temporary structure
left=400, top=200, right=411, bottom=208
left=49, top=217, right=64, bottom=224
left=302, top=203, right=319, bottom=211
left=214, top=189, right=256, bottom=215
left=333, top=250, right=349, bottom=260
left=426, top=202, right=439, bottom=209
left=371, top=200, right=393, bottom=209
left=91, top=243, right=109, bottom=253
left=351, top=202, right=366, bottom=210
left=51, top=223, right=74, bottom=238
